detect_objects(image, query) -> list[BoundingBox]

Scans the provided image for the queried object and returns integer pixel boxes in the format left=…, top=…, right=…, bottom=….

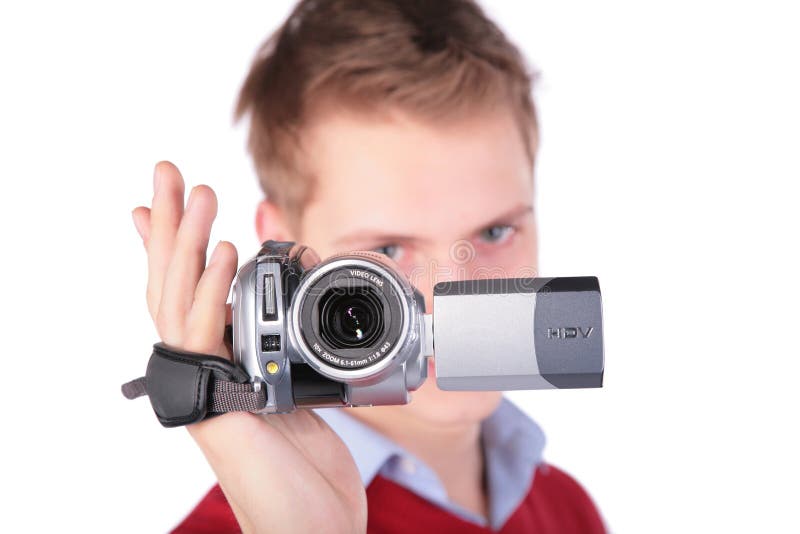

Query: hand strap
left=121, top=342, right=266, bottom=428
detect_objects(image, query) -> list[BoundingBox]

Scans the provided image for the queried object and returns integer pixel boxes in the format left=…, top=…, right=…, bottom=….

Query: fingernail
left=153, top=163, right=162, bottom=193
left=208, top=241, right=223, bottom=265
left=131, top=210, right=144, bottom=239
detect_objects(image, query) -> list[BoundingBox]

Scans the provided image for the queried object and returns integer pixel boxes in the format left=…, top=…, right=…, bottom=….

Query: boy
left=130, top=0, right=606, bottom=532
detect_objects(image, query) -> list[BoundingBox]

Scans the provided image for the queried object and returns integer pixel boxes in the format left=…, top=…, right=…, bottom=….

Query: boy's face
left=258, top=105, right=537, bottom=425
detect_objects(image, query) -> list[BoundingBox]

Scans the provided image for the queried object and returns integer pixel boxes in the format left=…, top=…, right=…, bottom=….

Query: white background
left=1, top=1, right=798, bottom=532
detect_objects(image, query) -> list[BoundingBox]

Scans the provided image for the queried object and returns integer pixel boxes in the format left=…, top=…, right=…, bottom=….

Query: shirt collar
left=482, top=396, right=547, bottom=527
left=313, top=403, right=409, bottom=486
left=314, top=395, right=546, bottom=529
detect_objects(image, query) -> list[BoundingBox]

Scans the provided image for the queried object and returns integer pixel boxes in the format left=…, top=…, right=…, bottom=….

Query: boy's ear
left=255, top=199, right=295, bottom=243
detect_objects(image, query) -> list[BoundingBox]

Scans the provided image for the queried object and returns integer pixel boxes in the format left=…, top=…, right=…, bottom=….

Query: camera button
left=263, top=274, right=278, bottom=321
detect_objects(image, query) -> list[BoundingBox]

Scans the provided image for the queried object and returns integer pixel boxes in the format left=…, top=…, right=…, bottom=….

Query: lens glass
left=320, top=287, right=384, bottom=349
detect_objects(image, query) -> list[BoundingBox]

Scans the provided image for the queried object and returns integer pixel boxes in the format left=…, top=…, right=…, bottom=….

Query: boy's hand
left=131, top=161, right=367, bottom=534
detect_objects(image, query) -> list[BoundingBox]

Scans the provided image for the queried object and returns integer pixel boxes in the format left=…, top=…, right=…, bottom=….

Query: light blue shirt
left=314, top=396, right=546, bottom=530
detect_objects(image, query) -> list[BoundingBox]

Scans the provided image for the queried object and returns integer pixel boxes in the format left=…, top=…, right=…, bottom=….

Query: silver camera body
left=232, top=241, right=604, bottom=414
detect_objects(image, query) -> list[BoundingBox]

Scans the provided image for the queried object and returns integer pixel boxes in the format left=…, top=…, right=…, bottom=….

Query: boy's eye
left=373, top=244, right=404, bottom=261
left=478, top=224, right=515, bottom=244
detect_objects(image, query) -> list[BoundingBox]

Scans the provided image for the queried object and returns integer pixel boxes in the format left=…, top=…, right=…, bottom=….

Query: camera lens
left=320, top=288, right=384, bottom=349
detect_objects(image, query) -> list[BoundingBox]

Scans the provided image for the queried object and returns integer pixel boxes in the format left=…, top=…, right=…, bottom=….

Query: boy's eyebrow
left=474, top=203, right=534, bottom=232
left=332, top=203, right=534, bottom=249
left=333, top=231, right=419, bottom=249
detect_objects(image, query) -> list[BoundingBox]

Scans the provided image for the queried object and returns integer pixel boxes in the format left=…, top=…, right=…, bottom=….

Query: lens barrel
left=293, top=257, right=410, bottom=372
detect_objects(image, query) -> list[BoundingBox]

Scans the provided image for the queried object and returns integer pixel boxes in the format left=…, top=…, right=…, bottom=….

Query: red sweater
left=172, top=463, right=606, bottom=533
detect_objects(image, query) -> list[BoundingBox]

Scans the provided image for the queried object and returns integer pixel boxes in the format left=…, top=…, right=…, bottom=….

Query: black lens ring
left=319, top=288, right=385, bottom=349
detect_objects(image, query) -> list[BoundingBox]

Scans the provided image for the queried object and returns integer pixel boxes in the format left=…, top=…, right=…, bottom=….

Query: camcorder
left=122, top=240, right=604, bottom=427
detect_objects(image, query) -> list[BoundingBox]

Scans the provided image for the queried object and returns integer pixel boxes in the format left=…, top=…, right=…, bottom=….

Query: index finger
left=145, top=161, right=186, bottom=319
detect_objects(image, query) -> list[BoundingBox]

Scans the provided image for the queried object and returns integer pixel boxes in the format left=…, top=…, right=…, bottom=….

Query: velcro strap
left=121, top=342, right=266, bottom=428
left=210, top=381, right=266, bottom=413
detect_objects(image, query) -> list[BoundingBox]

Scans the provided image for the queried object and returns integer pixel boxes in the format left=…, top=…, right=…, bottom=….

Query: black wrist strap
left=121, top=342, right=266, bottom=428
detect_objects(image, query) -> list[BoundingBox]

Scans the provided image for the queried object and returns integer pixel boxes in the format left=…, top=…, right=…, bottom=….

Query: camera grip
left=121, top=342, right=266, bottom=427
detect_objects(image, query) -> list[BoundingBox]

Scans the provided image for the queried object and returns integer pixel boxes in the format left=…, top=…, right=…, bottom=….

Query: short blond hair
left=235, top=0, right=538, bottom=228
